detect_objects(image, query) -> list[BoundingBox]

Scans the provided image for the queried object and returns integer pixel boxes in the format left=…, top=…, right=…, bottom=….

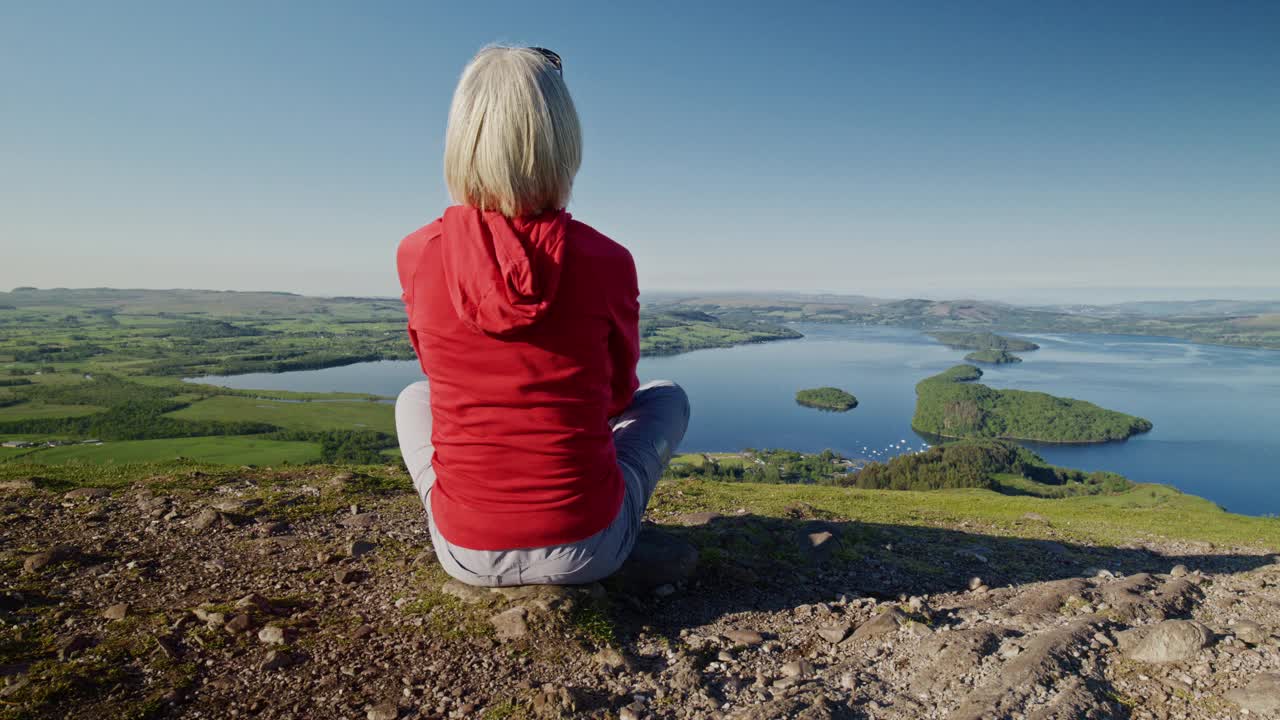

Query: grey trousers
left=395, top=379, right=690, bottom=586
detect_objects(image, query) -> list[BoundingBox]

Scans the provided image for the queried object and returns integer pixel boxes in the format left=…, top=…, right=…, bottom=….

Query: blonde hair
left=444, top=46, right=582, bottom=217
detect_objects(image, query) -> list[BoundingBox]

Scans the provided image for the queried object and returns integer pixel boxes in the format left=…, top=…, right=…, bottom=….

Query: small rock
left=1225, top=673, right=1280, bottom=714
left=211, top=499, right=252, bottom=514
left=968, top=576, right=984, bottom=591
left=816, top=623, right=851, bottom=644
left=839, top=672, right=857, bottom=691
left=57, top=633, right=96, bottom=660
left=724, top=629, right=764, bottom=646
left=806, top=530, right=837, bottom=552
left=619, top=707, right=641, bottom=720
left=191, top=508, right=222, bottom=531
left=258, top=625, right=291, bottom=645
left=195, top=609, right=226, bottom=627
left=1231, top=620, right=1270, bottom=646
left=226, top=614, right=255, bottom=634
left=256, top=520, right=291, bottom=537
left=348, top=539, right=376, bottom=558
left=490, top=606, right=529, bottom=640
left=351, top=624, right=376, bottom=640
left=780, top=659, right=813, bottom=679
left=367, top=701, right=400, bottom=720
left=23, top=545, right=75, bottom=574
left=674, top=511, right=721, bottom=526
left=261, top=649, right=295, bottom=670
left=846, top=607, right=907, bottom=645
left=235, top=592, right=271, bottom=612
left=1125, top=620, right=1213, bottom=663
left=345, top=512, right=378, bottom=528
left=441, top=579, right=490, bottom=604
left=335, top=569, right=364, bottom=584
left=65, top=487, right=110, bottom=500
left=102, top=602, right=130, bottom=621
left=594, top=647, right=629, bottom=671
left=653, top=584, right=676, bottom=597
left=1170, top=564, right=1188, bottom=577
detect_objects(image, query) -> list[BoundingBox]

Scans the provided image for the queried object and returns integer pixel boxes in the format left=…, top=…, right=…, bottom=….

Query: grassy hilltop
left=1, top=457, right=1278, bottom=719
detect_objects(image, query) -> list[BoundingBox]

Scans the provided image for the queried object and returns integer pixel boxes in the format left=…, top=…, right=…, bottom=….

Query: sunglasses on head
left=529, top=47, right=562, bottom=74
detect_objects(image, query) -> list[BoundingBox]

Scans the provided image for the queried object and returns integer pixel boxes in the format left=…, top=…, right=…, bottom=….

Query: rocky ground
left=2, top=466, right=1279, bottom=719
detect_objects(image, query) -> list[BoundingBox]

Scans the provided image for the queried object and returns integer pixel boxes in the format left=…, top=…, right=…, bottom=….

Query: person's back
left=394, top=45, right=690, bottom=587
left=398, top=208, right=639, bottom=551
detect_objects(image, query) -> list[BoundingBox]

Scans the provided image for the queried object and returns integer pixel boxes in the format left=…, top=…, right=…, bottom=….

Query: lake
left=191, top=324, right=1280, bottom=516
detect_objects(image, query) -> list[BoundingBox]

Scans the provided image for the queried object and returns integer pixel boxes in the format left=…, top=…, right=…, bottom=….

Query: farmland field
left=13, top=436, right=320, bottom=465
left=166, top=395, right=395, bottom=434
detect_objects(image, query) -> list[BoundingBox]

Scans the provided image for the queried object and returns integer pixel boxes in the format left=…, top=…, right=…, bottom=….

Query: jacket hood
left=440, top=205, right=568, bottom=337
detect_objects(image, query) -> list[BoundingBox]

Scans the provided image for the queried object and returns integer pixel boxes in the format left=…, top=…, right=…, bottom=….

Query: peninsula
left=911, top=365, right=1153, bottom=443
left=964, top=349, right=1023, bottom=364
left=928, top=331, right=1039, bottom=352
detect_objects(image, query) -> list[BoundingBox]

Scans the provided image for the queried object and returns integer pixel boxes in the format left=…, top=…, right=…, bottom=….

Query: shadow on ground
left=601, top=510, right=1276, bottom=638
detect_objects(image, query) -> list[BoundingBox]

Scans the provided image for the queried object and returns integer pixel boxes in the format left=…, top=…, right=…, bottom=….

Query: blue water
left=190, top=324, right=1280, bottom=516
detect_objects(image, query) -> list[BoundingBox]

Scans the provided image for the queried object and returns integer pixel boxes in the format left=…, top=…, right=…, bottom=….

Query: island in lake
left=965, top=349, right=1023, bottom=364
left=928, top=331, right=1039, bottom=352
left=795, top=387, right=858, bottom=411
left=912, top=364, right=1153, bottom=443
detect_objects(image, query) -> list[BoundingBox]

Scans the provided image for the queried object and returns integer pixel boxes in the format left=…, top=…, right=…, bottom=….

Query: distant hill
left=649, top=292, right=1280, bottom=350
left=1047, top=299, right=1280, bottom=318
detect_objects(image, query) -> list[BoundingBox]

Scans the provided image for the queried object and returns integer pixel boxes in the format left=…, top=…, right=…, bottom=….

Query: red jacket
left=396, top=206, right=639, bottom=551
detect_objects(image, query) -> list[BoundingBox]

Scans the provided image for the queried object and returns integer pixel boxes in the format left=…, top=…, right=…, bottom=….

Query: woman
left=395, top=46, right=690, bottom=587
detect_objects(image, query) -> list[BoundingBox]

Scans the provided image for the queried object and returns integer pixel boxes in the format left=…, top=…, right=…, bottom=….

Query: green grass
left=649, top=477, right=1280, bottom=550
left=990, top=472, right=1095, bottom=498
left=0, top=400, right=104, bottom=420
left=0, top=446, right=38, bottom=461
left=10, top=436, right=320, bottom=465
left=2, top=459, right=1272, bottom=552
left=166, top=395, right=395, bottom=434
left=670, top=452, right=746, bottom=470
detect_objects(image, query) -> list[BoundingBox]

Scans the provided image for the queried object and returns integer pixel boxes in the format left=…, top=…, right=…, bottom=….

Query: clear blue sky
left=3, top=1, right=1277, bottom=301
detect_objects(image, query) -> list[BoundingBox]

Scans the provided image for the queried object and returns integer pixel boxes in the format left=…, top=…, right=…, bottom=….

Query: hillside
left=0, top=290, right=799, bottom=468
left=846, top=439, right=1130, bottom=497
left=657, top=293, right=1280, bottom=349
left=912, top=365, right=1154, bottom=443
left=0, top=288, right=801, bottom=381
left=2, top=461, right=1279, bottom=719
